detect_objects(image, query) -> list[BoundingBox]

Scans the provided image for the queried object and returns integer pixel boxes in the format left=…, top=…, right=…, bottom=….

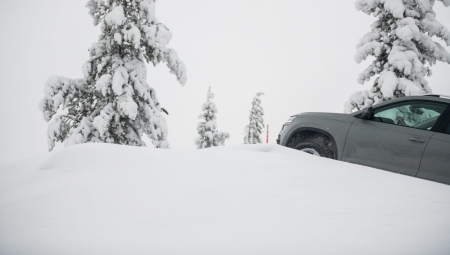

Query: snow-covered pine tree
left=344, top=0, right=450, bottom=113
left=243, top=92, right=264, bottom=144
left=39, top=0, right=187, bottom=151
left=195, top=88, right=230, bottom=149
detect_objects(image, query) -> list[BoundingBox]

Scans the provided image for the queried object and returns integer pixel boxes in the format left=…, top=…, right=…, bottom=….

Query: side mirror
left=360, top=107, right=373, bottom=120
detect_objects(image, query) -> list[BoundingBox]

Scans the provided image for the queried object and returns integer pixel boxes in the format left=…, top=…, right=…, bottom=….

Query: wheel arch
left=286, top=127, right=338, bottom=160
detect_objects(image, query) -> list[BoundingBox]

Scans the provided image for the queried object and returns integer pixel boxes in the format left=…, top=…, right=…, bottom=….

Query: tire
left=293, top=137, right=335, bottom=159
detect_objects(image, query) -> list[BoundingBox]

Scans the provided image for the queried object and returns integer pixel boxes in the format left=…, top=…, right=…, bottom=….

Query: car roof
left=422, top=94, right=450, bottom=99
left=392, top=95, right=450, bottom=103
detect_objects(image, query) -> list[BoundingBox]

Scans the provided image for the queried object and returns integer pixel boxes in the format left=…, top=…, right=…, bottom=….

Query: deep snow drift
left=1, top=143, right=450, bottom=254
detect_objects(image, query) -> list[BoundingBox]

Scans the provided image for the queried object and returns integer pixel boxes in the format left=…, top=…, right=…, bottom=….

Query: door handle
left=409, top=137, right=426, bottom=143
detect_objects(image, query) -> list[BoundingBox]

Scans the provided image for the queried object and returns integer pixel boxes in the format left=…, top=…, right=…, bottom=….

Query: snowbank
left=1, top=143, right=450, bottom=254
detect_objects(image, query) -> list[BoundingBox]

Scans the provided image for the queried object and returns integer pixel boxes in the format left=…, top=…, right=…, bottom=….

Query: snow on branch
left=163, top=48, right=187, bottom=86
left=195, top=88, right=229, bottom=149
left=243, top=93, right=265, bottom=144
left=346, top=0, right=450, bottom=113
left=41, top=0, right=186, bottom=150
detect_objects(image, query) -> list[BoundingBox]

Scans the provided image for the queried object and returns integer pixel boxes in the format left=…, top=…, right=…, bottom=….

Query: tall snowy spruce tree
left=195, top=88, right=230, bottom=149
left=39, top=0, right=186, bottom=150
left=243, top=92, right=265, bottom=144
left=344, top=0, right=450, bottom=113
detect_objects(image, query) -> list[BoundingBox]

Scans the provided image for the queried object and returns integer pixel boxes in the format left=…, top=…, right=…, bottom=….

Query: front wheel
left=298, top=145, right=321, bottom=156
left=295, top=142, right=334, bottom=158
left=289, top=136, right=335, bottom=159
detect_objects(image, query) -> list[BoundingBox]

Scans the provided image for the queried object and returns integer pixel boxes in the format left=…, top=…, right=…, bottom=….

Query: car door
left=417, top=112, right=450, bottom=184
left=342, top=100, right=448, bottom=176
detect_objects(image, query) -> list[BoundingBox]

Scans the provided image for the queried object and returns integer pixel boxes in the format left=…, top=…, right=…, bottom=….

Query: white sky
left=0, top=0, right=449, bottom=163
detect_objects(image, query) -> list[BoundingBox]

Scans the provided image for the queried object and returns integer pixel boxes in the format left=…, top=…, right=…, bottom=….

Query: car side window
left=446, top=122, right=450, bottom=134
left=371, top=101, right=447, bottom=131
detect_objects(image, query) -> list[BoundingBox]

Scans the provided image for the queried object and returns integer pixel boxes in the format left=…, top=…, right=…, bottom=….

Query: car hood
left=294, top=112, right=357, bottom=122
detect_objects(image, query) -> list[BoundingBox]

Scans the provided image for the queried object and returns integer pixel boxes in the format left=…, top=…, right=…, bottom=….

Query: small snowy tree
left=243, top=92, right=265, bottom=144
left=39, top=0, right=187, bottom=151
left=345, top=0, right=450, bottom=113
left=195, top=88, right=230, bottom=149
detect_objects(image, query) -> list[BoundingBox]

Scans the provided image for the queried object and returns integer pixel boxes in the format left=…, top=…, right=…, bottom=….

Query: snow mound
left=1, top=143, right=450, bottom=254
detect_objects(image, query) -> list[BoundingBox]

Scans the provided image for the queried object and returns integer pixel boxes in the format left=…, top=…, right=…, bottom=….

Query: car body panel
left=342, top=119, right=433, bottom=176
left=417, top=132, right=450, bottom=184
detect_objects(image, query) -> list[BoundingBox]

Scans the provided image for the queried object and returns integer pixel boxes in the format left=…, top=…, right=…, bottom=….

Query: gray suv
left=277, top=95, right=450, bottom=185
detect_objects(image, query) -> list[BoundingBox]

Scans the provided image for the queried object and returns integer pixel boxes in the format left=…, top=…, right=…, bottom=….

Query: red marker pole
left=266, top=125, right=269, bottom=143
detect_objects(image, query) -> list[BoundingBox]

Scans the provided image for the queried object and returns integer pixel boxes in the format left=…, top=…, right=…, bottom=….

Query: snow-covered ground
left=1, top=143, right=450, bottom=254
